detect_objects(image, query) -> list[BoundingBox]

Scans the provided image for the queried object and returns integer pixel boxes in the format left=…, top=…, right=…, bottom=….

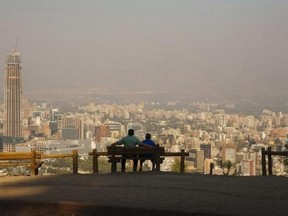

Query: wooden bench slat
left=164, top=152, right=189, bottom=157
left=107, top=147, right=165, bottom=155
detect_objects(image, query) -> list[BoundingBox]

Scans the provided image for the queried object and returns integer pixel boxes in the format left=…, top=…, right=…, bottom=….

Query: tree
left=222, top=160, right=233, bottom=175
left=274, top=138, right=282, bottom=145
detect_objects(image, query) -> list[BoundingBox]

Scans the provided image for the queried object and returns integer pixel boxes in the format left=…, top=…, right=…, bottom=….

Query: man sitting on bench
left=111, top=129, right=142, bottom=172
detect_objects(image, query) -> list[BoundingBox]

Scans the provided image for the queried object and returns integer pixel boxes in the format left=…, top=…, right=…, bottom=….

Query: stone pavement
left=0, top=172, right=287, bottom=216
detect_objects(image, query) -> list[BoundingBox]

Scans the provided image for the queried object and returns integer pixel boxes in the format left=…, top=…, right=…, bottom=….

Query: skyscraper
left=200, top=144, right=211, bottom=159
left=4, top=51, right=22, bottom=138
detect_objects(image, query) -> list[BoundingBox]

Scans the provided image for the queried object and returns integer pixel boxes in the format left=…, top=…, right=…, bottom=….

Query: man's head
left=128, top=129, right=134, bottom=136
left=145, top=133, right=151, bottom=140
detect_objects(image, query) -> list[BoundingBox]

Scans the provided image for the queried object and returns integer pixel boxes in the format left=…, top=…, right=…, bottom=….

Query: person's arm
left=111, top=138, right=124, bottom=147
left=110, top=142, right=117, bottom=147
left=141, top=142, right=154, bottom=148
left=140, top=140, right=155, bottom=148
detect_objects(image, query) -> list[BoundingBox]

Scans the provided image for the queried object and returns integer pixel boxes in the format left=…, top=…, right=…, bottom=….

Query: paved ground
left=0, top=172, right=287, bottom=216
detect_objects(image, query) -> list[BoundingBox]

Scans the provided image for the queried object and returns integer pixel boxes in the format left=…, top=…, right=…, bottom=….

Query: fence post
left=93, top=148, right=99, bottom=173
left=155, top=145, right=161, bottom=171
left=31, top=149, right=36, bottom=176
left=261, top=148, right=266, bottom=176
left=268, top=147, right=273, bottom=175
left=72, top=150, right=78, bottom=174
left=180, top=149, right=185, bottom=173
left=110, top=146, right=117, bottom=173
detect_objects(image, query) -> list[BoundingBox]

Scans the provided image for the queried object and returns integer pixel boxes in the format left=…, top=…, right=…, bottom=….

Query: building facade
left=200, top=144, right=212, bottom=159
left=4, top=52, right=22, bottom=138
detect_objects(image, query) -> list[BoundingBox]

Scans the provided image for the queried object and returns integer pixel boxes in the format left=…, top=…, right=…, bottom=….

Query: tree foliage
left=171, top=157, right=187, bottom=172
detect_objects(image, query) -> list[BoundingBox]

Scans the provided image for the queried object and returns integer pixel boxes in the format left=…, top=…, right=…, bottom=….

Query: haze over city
left=3, top=3, right=288, bottom=215
left=0, top=0, right=287, bottom=99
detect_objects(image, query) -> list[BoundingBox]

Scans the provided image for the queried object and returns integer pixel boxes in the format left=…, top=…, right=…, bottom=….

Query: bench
left=0, top=150, right=43, bottom=176
left=107, top=145, right=165, bottom=173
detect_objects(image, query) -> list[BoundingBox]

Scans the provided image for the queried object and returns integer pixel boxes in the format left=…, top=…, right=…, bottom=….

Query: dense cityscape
left=1, top=52, right=288, bottom=176
left=1, top=2, right=288, bottom=215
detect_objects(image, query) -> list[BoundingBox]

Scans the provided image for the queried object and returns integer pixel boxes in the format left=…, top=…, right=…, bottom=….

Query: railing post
left=155, top=146, right=161, bottom=171
left=210, top=162, right=214, bottom=175
left=31, top=149, right=36, bottom=176
left=268, top=147, right=273, bottom=175
left=180, top=149, right=185, bottom=173
left=72, top=150, right=78, bottom=174
left=93, top=148, right=99, bottom=173
left=261, top=148, right=266, bottom=176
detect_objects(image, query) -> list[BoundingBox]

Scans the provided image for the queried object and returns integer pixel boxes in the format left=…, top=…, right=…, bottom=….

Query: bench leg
left=111, top=162, right=117, bottom=173
left=139, top=159, right=144, bottom=171
left=133, top=159, right=138, bottom=172
left=152, top=162, right=156, bottom=171
left=121, top=159, right=126, bottom=172
left=155, top=161, right=160, bottom=171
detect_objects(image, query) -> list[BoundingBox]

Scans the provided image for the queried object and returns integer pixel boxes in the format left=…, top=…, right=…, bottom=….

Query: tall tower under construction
left=4, top=51, right=22, bottom=138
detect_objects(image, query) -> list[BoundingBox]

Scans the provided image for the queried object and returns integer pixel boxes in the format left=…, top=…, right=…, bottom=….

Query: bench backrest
left=107, top=146, right=165, bottom=156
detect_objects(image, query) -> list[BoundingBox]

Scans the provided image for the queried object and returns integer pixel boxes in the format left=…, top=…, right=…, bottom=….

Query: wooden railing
left=88, top=149, right=107, bottom=173
left=0, top=150, right=79, bottom=175
left=89, top=148, right=189, bottom=173
left=261, top=147, right=288, bottom=176
left=0, top=148, right=188, bottom=175
left=0, top=149, right=42, bottom=176
left=164, top=150, right=189, bottom=173
left=42, top=150, right=79, bottom=174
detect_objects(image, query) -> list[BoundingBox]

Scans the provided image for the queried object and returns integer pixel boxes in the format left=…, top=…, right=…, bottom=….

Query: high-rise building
left=94, top=124, right=110, bottom=142
left=240, top=159, right=255, bottom=176
left=61, top=114, right=84, bottom=140
left=4, top=51, right=22, bottom=138
left=186, top=149, right=205, bottom=173
left=200, top=144, right=211, bottom=159
left=222, top=147, right=236, bottom=163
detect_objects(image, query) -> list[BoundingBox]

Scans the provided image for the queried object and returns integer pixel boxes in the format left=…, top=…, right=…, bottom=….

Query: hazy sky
left=0, top=0, right=287, bottom=98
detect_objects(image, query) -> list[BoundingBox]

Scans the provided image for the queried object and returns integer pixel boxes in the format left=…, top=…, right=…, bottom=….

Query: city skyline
left=0, top=1, right=288, bottom=99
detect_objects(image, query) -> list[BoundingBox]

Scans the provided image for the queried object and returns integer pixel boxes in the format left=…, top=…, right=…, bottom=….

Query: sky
left=0, top=0, right=287, bottom=99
